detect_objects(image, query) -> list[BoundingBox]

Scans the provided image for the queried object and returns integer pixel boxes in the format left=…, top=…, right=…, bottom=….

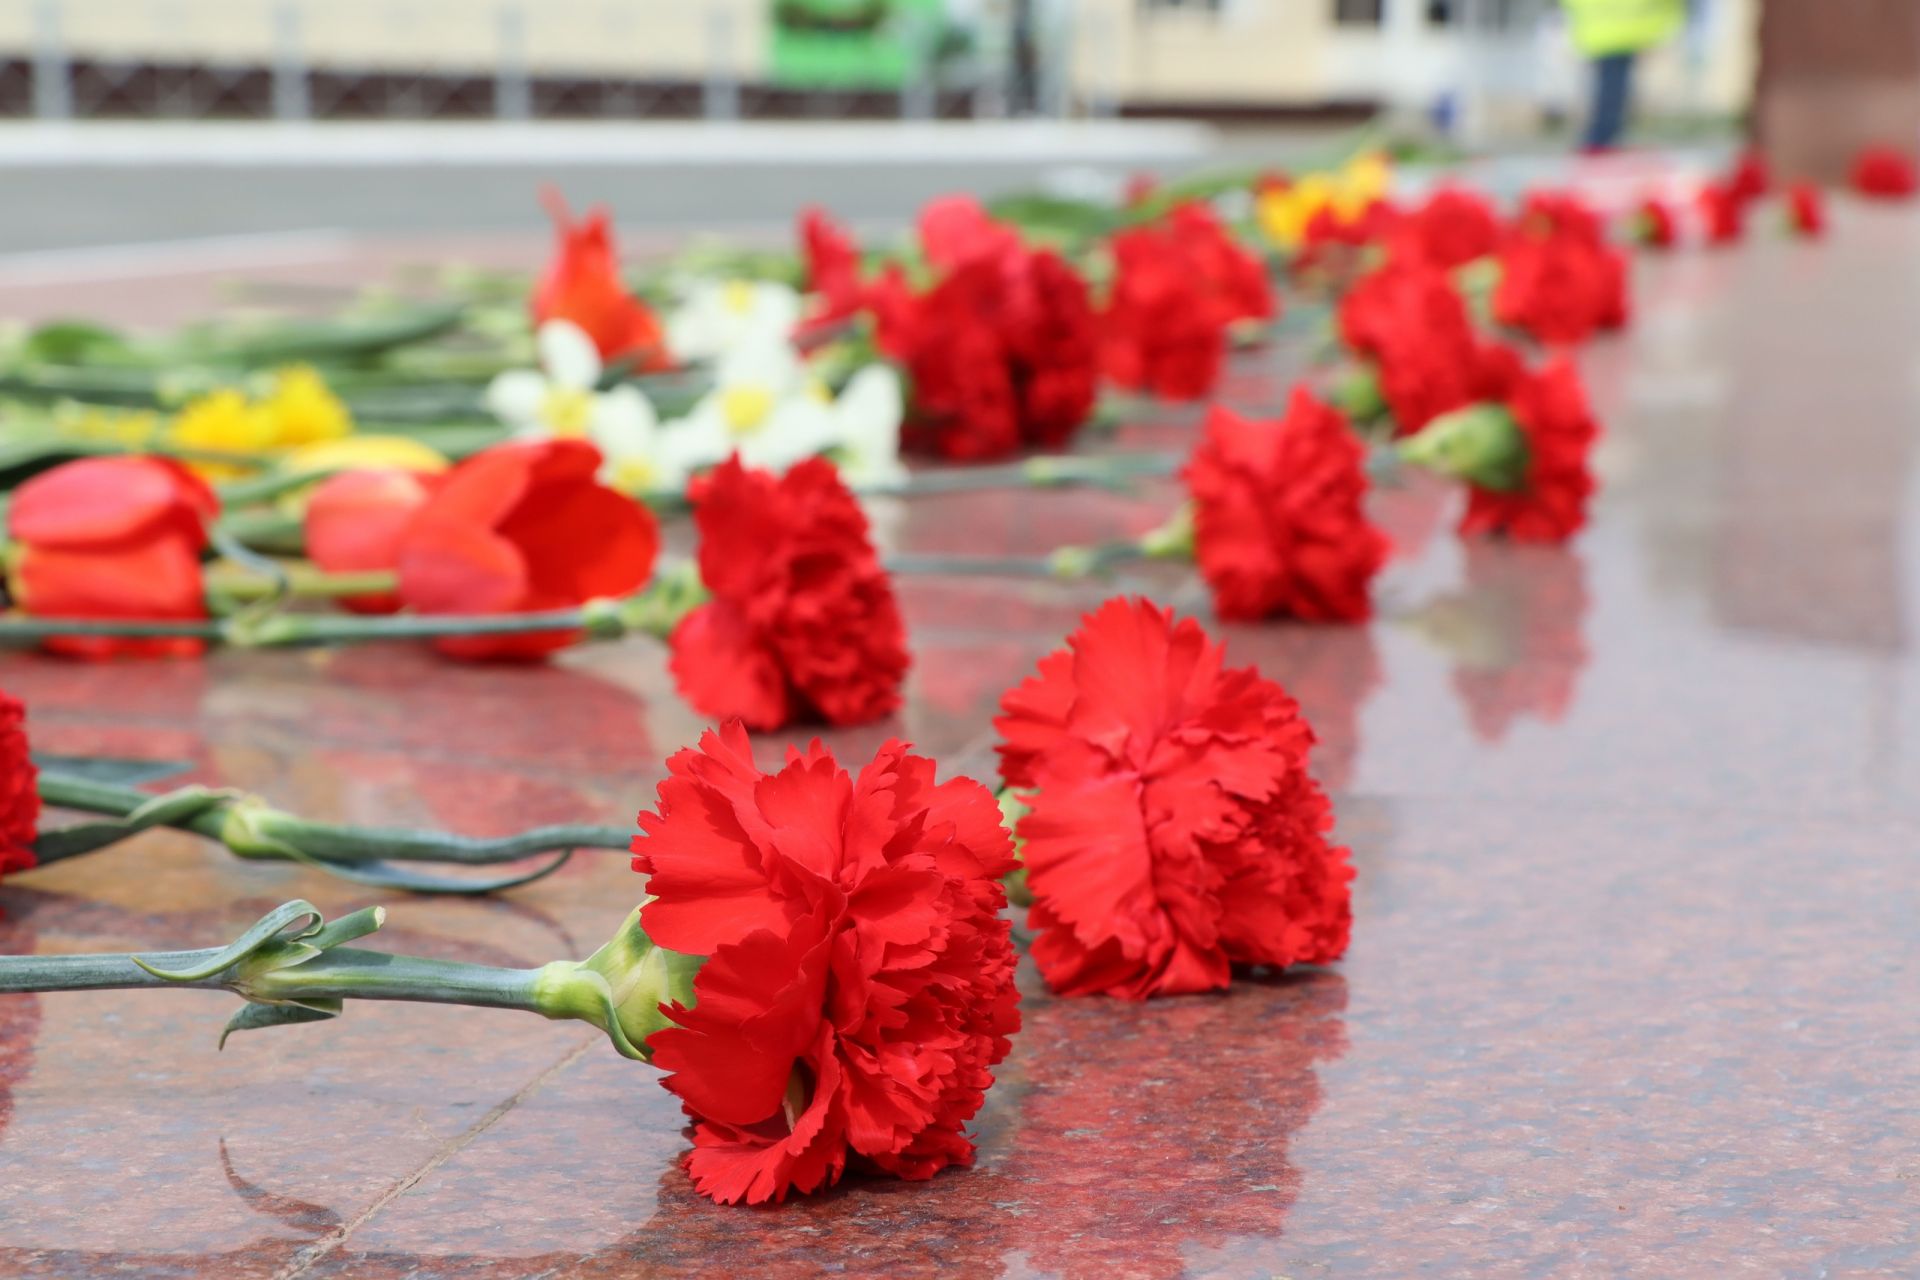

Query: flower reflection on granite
left=1219, top=622, right=1381, bottom=793
left=1405, top=543, right=1590, bottom=744
left=1002, top=974, right=1347, bottom=1278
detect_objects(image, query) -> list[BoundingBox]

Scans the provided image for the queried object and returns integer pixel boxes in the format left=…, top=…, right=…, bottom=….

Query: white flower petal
left=589, top=384, right=658, bottom=447
left=486, top=369, right=552, bottom=432
left=538, top=319, right=603, bottom=389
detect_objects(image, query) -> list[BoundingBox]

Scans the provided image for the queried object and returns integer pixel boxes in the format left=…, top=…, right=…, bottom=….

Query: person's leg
left=1584, top=52, right=1636, bottom=149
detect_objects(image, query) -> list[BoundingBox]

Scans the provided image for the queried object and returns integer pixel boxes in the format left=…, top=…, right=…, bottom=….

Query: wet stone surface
left=3, top=206, right=1920, bottom=1277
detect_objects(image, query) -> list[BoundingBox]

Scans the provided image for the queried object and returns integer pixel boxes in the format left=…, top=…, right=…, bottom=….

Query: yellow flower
left=281, top=434, right=448, bottom=476
left=169, top=389, right=276, bottom=478
left=259, top=365, right=353, bottom=446
left=1256, top=173, right=1335, bottom=251
left=1334, top=151, right=1394, bottom=221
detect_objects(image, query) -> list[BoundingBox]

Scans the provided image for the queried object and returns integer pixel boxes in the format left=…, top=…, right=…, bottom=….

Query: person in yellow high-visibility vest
left=1564, top=0, right=1686, bottom=150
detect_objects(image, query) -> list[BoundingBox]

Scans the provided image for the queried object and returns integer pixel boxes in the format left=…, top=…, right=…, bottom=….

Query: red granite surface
left=3, top=206, right=1920, bottom=1277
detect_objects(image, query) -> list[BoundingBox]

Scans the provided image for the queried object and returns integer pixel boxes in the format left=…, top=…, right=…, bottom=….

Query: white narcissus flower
left=829, top=364, right=907, bottom=487
left=488, top=319, right=700, bottom=496
left=666, top=279, right=803, bottom=364
left=671, top=338, right=840, bottom=474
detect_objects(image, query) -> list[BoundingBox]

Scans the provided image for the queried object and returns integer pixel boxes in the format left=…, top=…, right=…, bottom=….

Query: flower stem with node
left=1397, top=403, right=1529, bottom=492
left=32, top=770, right=630, bottom=894
left=885, top=503, right=1196, bottom=581
left=0, top=900, right=700, bottom=1058
left=0, top=560, right=711, bottom=654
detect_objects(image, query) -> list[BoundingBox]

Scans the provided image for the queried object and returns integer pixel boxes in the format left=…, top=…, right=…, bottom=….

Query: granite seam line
left=271, top=1032, right=598, bottom=1280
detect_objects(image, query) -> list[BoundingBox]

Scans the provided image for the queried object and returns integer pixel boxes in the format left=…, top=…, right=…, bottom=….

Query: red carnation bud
left=532, top=189, right=669, bottom=369
left=1786, top=181, right=1827, bottom=238
left=304, top=468, right=438, bottom=615
left=996, top=597, right=1353, bottom=999
left=1726, top=149, right=1771, bottom=203
left=0, top=690, right=41, bottom=880
left=396, top=439, right=658, bottom=661
left=6, top=455, right=218, bottom=659
left=634, top=722, right=1018, bottom=1204
left=1185, top=390, right=1389, bottom=623
left=669, top=456, right=908, bottom=730
left=1852, top=145, right=1917, bottom=200
left=1699, top=183, right=1746, bottom=245
left=1636, top=196, right=1678, bottom=248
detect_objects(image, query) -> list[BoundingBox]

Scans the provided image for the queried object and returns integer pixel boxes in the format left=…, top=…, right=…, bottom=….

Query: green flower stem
left=0, top=900, right=700, bottom=1059
left=864, top=451, right=1184, bottom=498
left=0, top=560, right=710, bottom=652
left=33, top=771, right=628, bottom=894
left=208, top=564, right=400, bottom=604
left=884, top=507, right=1193, bottom=581
left=215, top=467, right=342, bottom=508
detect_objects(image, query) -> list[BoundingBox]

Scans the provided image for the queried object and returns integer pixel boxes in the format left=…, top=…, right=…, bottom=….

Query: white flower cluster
left=488, top=280, right=903, bottom=496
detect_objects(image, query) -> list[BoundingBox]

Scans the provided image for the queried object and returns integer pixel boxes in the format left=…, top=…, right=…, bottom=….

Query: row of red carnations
left=0, top=583, right=1351, bottom=1204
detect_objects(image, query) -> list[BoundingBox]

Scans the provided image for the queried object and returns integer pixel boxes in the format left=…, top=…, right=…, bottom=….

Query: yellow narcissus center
left=723, top=280, right=756, bottom=315
left=541, top=386, right=596, bottom=438
left=722, top=385, right=775, bottom=436
left=606, top=455, right=658, bottom=495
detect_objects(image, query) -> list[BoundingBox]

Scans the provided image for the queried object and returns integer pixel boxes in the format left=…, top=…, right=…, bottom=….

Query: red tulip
left=396, top=440, right=659, bottom=661
left=304, top=468, right=438, bottom=614
left=6, top=456, right=217, bottom=659
left=532, top=189, right=669, bottom=369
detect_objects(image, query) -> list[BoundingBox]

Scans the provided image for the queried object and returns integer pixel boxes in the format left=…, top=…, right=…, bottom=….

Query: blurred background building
left=0, top=0, right=1754, bottom=137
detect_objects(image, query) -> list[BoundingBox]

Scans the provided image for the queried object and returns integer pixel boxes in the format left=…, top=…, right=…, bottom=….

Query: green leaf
left=29, top=753, right=192, bottom=786
left=18, top=320, right=135, bottom=366
left=219, top=1000, right=340, bottom=1048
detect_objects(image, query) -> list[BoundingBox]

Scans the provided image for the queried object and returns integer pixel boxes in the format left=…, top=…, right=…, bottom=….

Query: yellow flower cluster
left=168, top=366, right=354, bottom=477
left=1255, top=152, right=1395, bottom=251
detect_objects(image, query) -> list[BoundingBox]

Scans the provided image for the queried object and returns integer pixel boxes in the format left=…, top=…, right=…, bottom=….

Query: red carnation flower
left=799, top=206, right=867, bottom=328
left=1852, top=145, right=1917, bottom=200
left=1786, top=181, right=1827, bottom=238
left=0, top=690, right=41, bottom=880
left=304, top=468, right=438, bottom=615
left=1636, top=196, right=1678, bottom=248
left=1460, top=356, right=1600, bottom=543
left=1516, top=190, right=1606, bottom=243
left=670, top=456, right=907, bottom=730
left=1100, top=222, right=1233, bottom=401
left=917, top=194, right=1024, bottom=271
left=1390, top=186, right=1501, bottom=269
left=1339, top=262, right=1511, bottom=434
left=876, top=246, right=1098, bottom=461
left=1699, top=183, right=1745, bottom=245
left=996, top=597, right=1354, bottom=999
left=397, top=439, right=658, bottom=661
left=1292, top=198, right=1399, bottom=284
left=634, top=723, right=1018, bottom=1205
left=1186, top=390, right=1389, bottom=622
left=7, top=455, right=217, bottom=659
left=1494, top=229, right=1630, bottom=346
left=1727, top=149, right=1771, bottom=204
left=1170, top=202, right=1276, bottom=324
left=532, top=190, right=668, bottom=369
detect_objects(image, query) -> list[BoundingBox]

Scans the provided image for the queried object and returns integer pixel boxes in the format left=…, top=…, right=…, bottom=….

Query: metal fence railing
left=0, top=0, right=1050, bottom=121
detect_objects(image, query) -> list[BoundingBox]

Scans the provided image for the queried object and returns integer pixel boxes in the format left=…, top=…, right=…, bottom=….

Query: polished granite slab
left=3, top=203, right=1920, bottom=1278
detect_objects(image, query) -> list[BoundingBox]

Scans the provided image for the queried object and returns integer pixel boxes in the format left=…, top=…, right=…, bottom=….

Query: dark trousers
left=1585, top=52, right=1637, bottom=149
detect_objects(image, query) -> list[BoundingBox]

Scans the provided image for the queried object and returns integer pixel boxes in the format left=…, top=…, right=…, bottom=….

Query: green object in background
left=770, top=0, right=945, bottom=89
